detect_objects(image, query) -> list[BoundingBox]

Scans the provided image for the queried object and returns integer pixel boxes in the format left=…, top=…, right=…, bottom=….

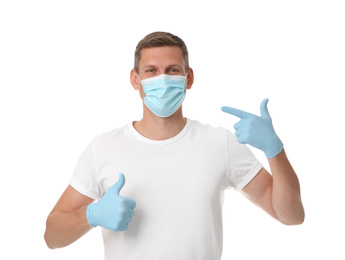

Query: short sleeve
left=69, top=139, right=102, bottom=200
left=226, top=130, right=263, bottom=191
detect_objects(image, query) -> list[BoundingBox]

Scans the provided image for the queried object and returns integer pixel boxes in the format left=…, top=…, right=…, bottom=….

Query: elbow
left=44, top=232, right=56, bottom=250
left=295, top=210, right=305, bottom=225
left=280, top=217, right=304, bottom=226
left=278, top=208, right=305, bottom=226
left=44, top=217, right=57, bottom=250
left=296, top=210, right=305, bottom=225
left=273, top=194, right=305, bottom=226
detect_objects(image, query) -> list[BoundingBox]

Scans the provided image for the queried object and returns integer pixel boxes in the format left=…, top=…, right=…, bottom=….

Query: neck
left=133, top=106, right=187, bottom=141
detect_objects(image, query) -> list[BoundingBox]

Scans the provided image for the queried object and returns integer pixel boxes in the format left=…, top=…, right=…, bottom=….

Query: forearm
left=44, top=206, right=92, bottom=249
left=268, top=149, right=305, bottom=225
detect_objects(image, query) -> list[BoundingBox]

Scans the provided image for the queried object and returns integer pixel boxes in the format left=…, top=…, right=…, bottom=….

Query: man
left=44, top=31, right=304, bottom=259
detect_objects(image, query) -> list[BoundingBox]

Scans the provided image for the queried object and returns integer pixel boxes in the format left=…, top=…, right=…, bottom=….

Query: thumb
left=112, top=173, right=125, bottom=195
left=260, top=98, right=271, bottom=118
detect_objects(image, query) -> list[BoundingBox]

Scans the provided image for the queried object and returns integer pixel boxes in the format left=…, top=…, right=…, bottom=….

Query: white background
left=1, top=0, right=344, bottom=259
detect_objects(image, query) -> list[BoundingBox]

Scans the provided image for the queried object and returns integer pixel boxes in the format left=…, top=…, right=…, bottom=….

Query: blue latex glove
left=86, top=173, right=136, bottom=231
left=221, top=98, right=283, bottom=158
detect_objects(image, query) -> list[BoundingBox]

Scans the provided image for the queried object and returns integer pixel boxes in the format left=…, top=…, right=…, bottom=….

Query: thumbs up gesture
left=221, top=98, right=284, bottom=158
left=86, top=173, right=136, bottom=231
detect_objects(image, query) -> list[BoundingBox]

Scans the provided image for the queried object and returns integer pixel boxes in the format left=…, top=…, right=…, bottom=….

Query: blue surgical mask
left=137, top=73, right=187, bottom=118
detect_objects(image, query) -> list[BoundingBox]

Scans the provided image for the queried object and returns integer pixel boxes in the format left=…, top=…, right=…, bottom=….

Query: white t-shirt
left=70, top=118, right=263, bottom=260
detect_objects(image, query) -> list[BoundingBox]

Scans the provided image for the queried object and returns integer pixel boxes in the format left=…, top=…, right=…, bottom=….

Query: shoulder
left=91, top=123, right=130, bottom=147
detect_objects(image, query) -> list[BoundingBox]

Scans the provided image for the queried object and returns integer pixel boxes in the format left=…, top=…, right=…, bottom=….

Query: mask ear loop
left=136, top=73, right=146, bottom=104
left=184, top=72, right=188, bottom=91
left=136, top=73, right=142, bottom=84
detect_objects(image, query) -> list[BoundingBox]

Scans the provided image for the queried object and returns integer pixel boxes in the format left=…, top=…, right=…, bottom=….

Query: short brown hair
left=134, top=31, right=189, bottom=73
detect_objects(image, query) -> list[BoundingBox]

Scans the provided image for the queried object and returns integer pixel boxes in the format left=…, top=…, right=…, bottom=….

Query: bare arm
left=241, top=149, right=304, bottom=225
left=222, top=99, right=304, bottom=225
left=44, top=185, right=94, bottom=249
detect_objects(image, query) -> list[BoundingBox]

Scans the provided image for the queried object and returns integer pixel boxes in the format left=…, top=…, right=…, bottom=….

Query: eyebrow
left=142, top=64, right=183, bottom=70
left=142, top=65, right=156, bottom=69
left=166, top=64, right=183, bottom=69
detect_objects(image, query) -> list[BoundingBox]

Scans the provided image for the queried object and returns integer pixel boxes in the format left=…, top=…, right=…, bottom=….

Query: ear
left=130, top=69, right=140, bottom=90
left=186, top=68, right=194, bottom=90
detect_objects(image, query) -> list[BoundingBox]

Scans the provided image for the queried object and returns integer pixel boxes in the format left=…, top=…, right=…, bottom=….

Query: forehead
left=140, top=46, right=184, bottom=67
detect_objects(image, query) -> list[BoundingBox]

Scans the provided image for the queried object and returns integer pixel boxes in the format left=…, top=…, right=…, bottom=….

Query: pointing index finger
left=221, top=106, right=248, bottom=119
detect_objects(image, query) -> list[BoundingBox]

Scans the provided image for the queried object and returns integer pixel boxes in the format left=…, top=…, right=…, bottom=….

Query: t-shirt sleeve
left=226, top=130, right=263, bottom=191
left=69, top=139, right=102, bottom=200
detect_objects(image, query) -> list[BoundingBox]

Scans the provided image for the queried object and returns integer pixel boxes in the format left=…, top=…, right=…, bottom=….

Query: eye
left=168, top=68, right=179, bottom=74
left=146, top=69, right=155, bottom=73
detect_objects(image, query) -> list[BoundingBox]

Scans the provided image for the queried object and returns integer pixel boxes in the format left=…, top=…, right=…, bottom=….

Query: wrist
left=264, top=135, right=284, bottom=159
left=86, top=203, right=97, bottom=228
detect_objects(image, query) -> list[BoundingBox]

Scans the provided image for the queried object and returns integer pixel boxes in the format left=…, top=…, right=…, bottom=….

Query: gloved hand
left=86, top=173, right=136, bottom=231
left=221, top=98, right=284, bottom=158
